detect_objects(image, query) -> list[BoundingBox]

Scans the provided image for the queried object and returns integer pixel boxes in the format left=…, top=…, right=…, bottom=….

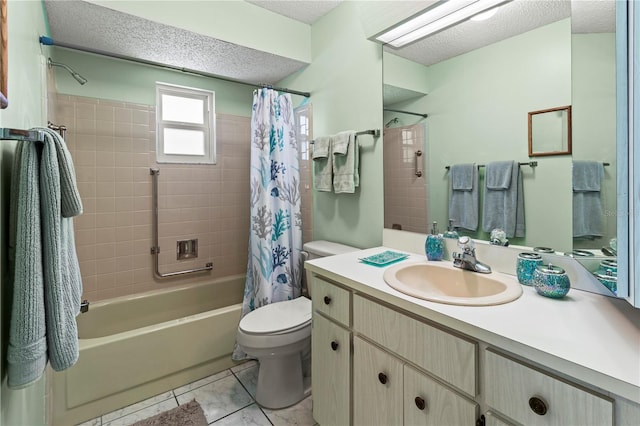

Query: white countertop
left=305, top=247, right=640, bottom=404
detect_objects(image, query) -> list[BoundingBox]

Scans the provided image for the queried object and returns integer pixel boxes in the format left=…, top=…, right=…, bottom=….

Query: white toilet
left=236, top=240, right=358, bottom=409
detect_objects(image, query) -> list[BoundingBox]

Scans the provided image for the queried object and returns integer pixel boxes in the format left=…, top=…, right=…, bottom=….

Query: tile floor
left=78, top=361, right=317, bottom=426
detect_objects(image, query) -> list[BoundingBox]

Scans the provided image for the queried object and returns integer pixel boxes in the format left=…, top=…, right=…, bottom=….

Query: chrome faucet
left=452, top=236, right=492, bottom=274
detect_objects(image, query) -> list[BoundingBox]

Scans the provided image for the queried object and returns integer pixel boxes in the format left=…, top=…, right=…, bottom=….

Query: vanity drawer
left=484, top=349, right=613, bottom=426
left=312, top=277, right=350, bottom=326
left=353, top=294, right=477, bottom=396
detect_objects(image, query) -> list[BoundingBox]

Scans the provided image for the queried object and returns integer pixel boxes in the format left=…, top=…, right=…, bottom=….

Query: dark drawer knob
left=414, top=396, right=426, bottom=411
left=331, top=341, right=339, bottom=351
left=323, top=296, right=332, bottom=305
left=529, top=396, right=548, bottom=416
left=378, top=372, right=388, bottom=385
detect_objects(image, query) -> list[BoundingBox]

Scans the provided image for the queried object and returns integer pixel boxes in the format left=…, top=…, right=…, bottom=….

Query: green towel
left=7, top=130, right=83, bottom=389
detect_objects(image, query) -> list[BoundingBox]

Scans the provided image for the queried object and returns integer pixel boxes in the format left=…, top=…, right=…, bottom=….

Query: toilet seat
left=239, top=297, right=311, bottom=335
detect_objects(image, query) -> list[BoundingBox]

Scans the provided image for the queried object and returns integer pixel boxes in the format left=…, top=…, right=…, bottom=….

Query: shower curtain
left=233, top=88, right=302, bottom=360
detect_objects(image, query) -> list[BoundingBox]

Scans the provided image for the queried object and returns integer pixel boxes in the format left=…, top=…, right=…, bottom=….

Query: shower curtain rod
left=383, top=108, right=428, bottom=118
left=39, top=36, right=311, bottom=98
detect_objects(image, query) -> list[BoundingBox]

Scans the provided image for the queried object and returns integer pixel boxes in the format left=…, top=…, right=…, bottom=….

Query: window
left=156, top=82, right=215, bottom=164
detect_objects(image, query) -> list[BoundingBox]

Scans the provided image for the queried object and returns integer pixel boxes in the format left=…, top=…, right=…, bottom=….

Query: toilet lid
left=239, top=297, right=312, bottom=334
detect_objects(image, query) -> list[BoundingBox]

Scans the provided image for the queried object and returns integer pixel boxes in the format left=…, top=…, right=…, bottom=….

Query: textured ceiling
left=246, top=0, right=343, bottom=24
left=44, top=0, right=615, bottom=87
left=44, top=0, right=309, bottom=85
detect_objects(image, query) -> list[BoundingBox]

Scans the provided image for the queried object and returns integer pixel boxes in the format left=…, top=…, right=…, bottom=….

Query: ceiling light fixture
left=376, top=0, right=511, bottom=48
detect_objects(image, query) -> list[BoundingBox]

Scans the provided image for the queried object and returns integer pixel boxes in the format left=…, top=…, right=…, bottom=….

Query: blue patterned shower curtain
left=233, top=88, right=302, bottom=360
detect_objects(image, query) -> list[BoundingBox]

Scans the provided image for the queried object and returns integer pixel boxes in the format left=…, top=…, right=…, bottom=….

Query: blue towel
left=482, top=161, right=525, bottom=238
left=573, top=161, right=603, bottom=192
left=573, top=161, right=604, bottom=238
left=7, top=130, right=83, bottom=389
left=485, top=160, right=512, bottom=189
left=449, top=164, right=479, bottom=231
left=451, top=163, right=475, bottom=190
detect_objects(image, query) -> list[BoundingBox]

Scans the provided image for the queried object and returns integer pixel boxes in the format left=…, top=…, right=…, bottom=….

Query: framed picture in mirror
left=528, top=105, right=572, bottom=157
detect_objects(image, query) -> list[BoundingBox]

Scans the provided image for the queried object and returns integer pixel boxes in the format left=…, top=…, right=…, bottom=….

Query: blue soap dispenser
left=443, top=219, right=459, bottom=239
left=425, top=221, right=444, bottom=261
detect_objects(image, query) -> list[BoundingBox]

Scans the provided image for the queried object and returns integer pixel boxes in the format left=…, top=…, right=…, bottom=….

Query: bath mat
left=132, top=400, right=207, bottom=426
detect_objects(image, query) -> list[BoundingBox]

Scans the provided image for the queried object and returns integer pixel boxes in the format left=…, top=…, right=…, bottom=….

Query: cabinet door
left=353, top=336, right=403, bottom=426
left=484, top=349, right=613, bottom=426
left=404, top=365, right=477, bottom=426
left=312, top=313, right=350, bottom=426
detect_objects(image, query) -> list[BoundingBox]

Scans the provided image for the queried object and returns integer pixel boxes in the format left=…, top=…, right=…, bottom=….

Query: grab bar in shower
left=150, top=168, right=213, bottom=279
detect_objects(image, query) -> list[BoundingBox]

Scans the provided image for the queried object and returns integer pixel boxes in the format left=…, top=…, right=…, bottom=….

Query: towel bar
left=445, top=161, right=538, bottom=170
left=311, top=128, right=380, bottom=144
left=0, top=127, right=45, bottom=142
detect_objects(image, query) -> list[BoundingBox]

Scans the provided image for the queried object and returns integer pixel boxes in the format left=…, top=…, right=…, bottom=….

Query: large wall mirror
left=382, top=0, right=616, bottom=290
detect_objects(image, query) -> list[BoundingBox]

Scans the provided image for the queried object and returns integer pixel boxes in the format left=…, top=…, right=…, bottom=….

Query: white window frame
left=156, top=82, right=216, bottom=164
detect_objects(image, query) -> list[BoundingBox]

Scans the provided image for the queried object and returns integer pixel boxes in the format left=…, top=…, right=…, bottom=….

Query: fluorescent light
left=376, top=0, right=510, bottom=48
left=470, top=8, right=498, bottom=21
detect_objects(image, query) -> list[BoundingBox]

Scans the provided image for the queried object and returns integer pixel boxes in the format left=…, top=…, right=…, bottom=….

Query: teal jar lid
left=595, top=271, right=617, bottom=281
left=519, top=252, right=542, bottom=260
left=536, top=264, right=566, bottom=275
left=600, top=259, right=617, bottom=268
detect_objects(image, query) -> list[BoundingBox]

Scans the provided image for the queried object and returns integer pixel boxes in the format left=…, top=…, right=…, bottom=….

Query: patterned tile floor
left=78, top=361, right=317, bottom=426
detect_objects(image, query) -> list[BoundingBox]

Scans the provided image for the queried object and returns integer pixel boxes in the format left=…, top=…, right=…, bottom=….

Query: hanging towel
left=7, top=129, right=83, bottom=389
left=333, top=131, right=359, bottom=193
left=573, top=161, right=604, bottom=238
left=482, top=161, right=525, bottom=238
left=448, top=164, right=479, bottom=231
left=312, top=136, right=332, bottom=192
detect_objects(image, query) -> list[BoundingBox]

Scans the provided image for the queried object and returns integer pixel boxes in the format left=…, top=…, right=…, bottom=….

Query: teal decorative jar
left=425, top=222, right=443, bottom=261
left=595, top=271, right=617, bottom=294
left=599, top=259, right=617, bottom=275
left=533, top=264, right=570, bottom=298
left=516, top=252, right=543, bottom=285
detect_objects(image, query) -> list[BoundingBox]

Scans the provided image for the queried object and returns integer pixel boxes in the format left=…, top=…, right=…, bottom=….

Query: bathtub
left=50, top=275, right=245, bottom=426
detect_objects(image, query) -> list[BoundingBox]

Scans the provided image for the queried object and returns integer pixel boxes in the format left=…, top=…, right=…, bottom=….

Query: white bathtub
left=50, top=275, right=245, bottom=426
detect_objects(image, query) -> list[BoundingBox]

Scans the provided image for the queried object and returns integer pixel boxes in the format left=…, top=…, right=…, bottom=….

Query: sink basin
left=383, top=261, right=523, bottom=306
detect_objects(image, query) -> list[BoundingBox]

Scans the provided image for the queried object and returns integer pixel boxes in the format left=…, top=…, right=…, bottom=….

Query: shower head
left=47, top=58, right=87, bottom=85
left=385, top=117, right=400, bottom=128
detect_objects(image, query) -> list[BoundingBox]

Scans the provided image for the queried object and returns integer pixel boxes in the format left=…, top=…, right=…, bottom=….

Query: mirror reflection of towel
left=482, top=161, right=525, bottom=238
left=449, top=164, right=478, bottom=231
left=572, top=161, right=604, bottom=238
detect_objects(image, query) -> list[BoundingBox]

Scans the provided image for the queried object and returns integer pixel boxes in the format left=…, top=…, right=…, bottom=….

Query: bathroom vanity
left=306, top=247, right=640, bottom=426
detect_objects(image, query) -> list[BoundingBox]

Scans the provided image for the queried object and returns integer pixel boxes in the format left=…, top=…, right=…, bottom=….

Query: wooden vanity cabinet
left=311, top=277, right=351, bottom=426
left=309, top=273, right=639, bottom=426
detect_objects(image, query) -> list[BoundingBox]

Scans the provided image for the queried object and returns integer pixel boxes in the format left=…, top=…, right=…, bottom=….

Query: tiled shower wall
left=51, top=93, right=312, bottom=302
left=383, top=124, right=428, bottom=234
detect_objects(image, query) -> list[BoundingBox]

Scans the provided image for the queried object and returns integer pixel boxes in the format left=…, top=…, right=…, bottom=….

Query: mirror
left=528, top=105, right=572, bottom=157
left=382, top=0, right=616, bottom=260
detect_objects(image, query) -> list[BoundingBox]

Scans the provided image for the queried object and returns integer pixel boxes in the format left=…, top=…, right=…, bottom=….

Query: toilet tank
left=303, top=240, right=359, bottom=260
left=302, top=240, right=359, bottom=298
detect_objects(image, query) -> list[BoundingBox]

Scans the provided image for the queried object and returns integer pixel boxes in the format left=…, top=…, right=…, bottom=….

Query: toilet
left=236, top=240, right=358, bottom=409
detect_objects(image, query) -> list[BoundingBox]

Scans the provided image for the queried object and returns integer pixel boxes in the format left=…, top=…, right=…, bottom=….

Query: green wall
left=281, top=1, right=384, bottom=249
left=383, top=19, right=573, bottom=251
left=0, top=1, right=49, bottom=425
left=51, top=49, right=255, bottom=114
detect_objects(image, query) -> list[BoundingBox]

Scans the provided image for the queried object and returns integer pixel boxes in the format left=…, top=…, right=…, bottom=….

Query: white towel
left=448, top=164, right=479, bottom=231
left=312, top=136, right=332, bottom=192
left=333, top=131, right=358, bottom=193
